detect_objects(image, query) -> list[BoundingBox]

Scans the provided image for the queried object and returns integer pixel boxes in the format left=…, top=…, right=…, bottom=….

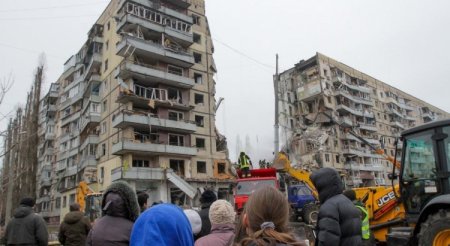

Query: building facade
left=34, top=0, right=232, bottom=223
left=274, top=52, right=449, bottom=187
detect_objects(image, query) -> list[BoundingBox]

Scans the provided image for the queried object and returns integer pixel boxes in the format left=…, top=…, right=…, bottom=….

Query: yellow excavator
left=76, top=181, right=103, bottom=222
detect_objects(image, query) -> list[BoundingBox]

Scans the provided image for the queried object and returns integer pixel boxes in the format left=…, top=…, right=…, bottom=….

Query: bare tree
left=0, top=73, right=14, bottom=106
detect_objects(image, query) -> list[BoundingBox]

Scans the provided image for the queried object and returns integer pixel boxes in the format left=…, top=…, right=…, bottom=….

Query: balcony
left=334, top=90, right=374, bottom=106
left=358, top=123, right=377, bottom=132
left=45, top=133, right=55, bottom=140
left=341, top=133, right=361, bottom=142
left=112, top=110, right=196, bottom=133
left=116, top=87, right=193, bottom=111
left=80, top=111, right=101, bottom=133
left=362, top=137, right=380, bottom=145
left=359, top=164, right=383, bottom=172
left=376, top=178, right=386, bottom=185
left=64, top=165, right=78, bottom=177
left=363, top=111, right=375, bottom=118
left=61, top=111, right=81, bottom=127
left=339, top=116, right=353, bottom=127
left=336, top=104, right=364, bottom=117
left=422, top=112, right=434, bottom=120
left=80, top=135, right=99, bottom=152
left=162, top=0, right=191, bottom=9
left=60, top=90, right=84, bottom=109
left=112, top=139, right=197, bottom=156
left=117, top=35, right=194, bottom=68
left=85, top=53, right=102, bottom=78
left=56, top=162, right=66, bottom=172
left=111, top=167, right=165, bottom=182
left=79, top=155, right=96, bottom=170
left=386, top=107, right=404, bottom=118
left=116, top=60, right=194, bottom=88
left=391, top=120, right=405, bottom=129
left=40, top=178, right=51, bottom=187
left=117, top=13, right=193, bottom=46
left=46, top=105, right=57, bottom=114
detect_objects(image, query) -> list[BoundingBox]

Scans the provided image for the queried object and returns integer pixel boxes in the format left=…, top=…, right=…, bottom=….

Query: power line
left=0, top=42, right=65, bottom=60
left=0, top=1, right=109, bottom=13
left=212, top=37, right=275, bottom=71
left=0, top=14, right=98, bottom=21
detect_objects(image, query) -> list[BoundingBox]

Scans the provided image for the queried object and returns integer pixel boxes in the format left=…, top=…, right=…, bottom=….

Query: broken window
left=170, top=159, right=185, bottom=177
left=195, top=115, right=204, bottom=127
left=193, top=52, right=202, bottom=63
left=335, top=155, right=340, bottom=163
left=132, top=159, right=150, bottom=168
left=196, top=138, right=205, bottom=149
left=290, top=119, right=294, bottom=128
left=197, top=161, right=206, bottom=173
left=168, top=65, right=183, bottom=76
left=325, top=154, right=330, bottom=162
left=194, top=93, right=204, bottom=105
left=104, top=59, right=108, bottom=72
left=192, top=14, right=200, bottom=25
left=169, top=134, right=184, bottom=146
left=194, top=73, right=203, bottom=84
left=218, top=163, right=226, bottom=174
left=168, top=111, right=184, bottom=121
left=193, top=33, right=201, bottom=44
left=168, top=88, right=182, bottom=104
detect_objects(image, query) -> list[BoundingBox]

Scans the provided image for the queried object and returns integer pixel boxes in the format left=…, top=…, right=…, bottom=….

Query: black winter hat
left=200, top=190, right=217, bottom=204
left=343, top=189, right=356, bottom=201
left=20, top=197, right=35, bottom=207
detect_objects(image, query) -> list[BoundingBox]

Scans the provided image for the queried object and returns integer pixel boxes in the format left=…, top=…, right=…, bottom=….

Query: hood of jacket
left=63, top=211, right=84, bottom=224
left=101, top=181, right=140, bottom=222
left=13, top=205, right=33, bottom=218
left=130, top=204, right=194, bottom=246
left=310, top=167, right=343, bottom=204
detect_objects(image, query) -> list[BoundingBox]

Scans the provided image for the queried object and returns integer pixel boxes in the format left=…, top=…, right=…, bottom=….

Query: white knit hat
left=209, top=200, right=236, bottom=225
left=184, top=209, right=202, bottom=235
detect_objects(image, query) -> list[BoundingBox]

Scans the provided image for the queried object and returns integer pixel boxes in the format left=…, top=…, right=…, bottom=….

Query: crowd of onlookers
left=1, top=167, right=371, bottom=246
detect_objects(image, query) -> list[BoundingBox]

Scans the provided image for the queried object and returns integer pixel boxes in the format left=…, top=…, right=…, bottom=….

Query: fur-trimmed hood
left=101, top=181, right=140, bottom=222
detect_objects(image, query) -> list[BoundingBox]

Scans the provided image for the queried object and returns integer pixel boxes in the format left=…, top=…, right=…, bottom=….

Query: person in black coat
left=196, top=190, right=217, bottom=239
left=86, top=181, right=140, bottom=246
left=310, top=168, right=362, bottom=246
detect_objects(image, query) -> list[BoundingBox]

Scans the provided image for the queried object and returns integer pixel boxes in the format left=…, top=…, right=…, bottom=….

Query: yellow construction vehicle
left=76, top=181, right=103, bottom=222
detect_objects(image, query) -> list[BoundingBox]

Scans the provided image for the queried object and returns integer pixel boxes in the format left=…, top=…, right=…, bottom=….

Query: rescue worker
left=238, top=152, right=252, bottom=178
left=344, top=189, right=373, bottom=246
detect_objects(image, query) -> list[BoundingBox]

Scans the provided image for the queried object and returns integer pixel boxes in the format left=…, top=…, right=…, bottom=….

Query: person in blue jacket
left=130, top=203, right=194, bottom=246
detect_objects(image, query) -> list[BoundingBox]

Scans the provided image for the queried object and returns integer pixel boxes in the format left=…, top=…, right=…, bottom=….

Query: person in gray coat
left=1, top=197, right=48, bottom=246
left=310, top=168, right=362, bottom=246
left=86, top=181, right=140, bottom=246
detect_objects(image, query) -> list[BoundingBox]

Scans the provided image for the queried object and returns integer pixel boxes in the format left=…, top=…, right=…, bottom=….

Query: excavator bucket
left=273, top=152, right=290, bottom=171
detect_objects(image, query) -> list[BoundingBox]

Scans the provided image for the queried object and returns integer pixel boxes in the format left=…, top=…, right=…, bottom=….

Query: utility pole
left=274, top=54, right=280, bottom=156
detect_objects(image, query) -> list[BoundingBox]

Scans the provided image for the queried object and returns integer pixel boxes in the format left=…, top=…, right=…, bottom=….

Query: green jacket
left=59, top=211, right=91, bottom=246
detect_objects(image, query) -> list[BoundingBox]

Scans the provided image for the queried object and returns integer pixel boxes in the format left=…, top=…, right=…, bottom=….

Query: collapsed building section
left=274, top=52, right=449, bottom=187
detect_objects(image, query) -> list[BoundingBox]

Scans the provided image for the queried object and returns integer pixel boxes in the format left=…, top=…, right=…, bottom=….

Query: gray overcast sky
left=0, top=0, right=449, bottom=163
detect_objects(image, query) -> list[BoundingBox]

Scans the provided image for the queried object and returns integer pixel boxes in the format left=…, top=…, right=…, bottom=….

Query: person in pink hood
left=195, top=200, right=236, bottom=246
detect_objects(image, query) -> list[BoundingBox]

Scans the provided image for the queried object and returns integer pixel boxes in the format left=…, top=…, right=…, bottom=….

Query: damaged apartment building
left=274, top=52, right=449, bottom=187
left=34, top=0, right=233, bottom=222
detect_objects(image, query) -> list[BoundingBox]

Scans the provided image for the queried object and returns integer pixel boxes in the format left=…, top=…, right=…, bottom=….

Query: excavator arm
left=273, top=152, right=319, bottom=200
left=76, top=181, right=94, bottom=212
